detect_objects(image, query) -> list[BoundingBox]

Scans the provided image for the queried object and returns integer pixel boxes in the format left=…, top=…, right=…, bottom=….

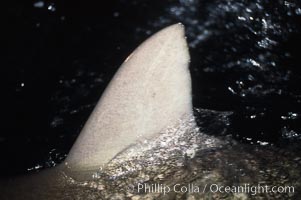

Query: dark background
left=4, top=0, right=301, bottom=177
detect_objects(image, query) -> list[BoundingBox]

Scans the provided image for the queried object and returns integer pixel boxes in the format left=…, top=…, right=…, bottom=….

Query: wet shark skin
left=71, top=117, right=301, bottom=200
left=65, top=23, right=192, bottom=175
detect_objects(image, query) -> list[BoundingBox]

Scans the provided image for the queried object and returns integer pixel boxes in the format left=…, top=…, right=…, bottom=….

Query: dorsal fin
left=65, top=24, right=192, bottom=174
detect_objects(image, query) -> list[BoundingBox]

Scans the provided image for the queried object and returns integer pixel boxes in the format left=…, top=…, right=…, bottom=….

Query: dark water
left=5, top=0, right=301, bottom=176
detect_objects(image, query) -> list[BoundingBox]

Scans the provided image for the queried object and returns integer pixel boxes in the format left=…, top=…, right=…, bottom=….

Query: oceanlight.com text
left=135, top=183, right=294, bottom=196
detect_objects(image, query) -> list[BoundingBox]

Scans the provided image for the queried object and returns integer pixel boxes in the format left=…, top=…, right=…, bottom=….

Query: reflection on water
left=138, top=0, right=301, bottom=146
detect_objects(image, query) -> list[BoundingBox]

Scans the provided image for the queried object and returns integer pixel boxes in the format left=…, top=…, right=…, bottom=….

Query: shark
left=1, top=24, right=301, bottom=200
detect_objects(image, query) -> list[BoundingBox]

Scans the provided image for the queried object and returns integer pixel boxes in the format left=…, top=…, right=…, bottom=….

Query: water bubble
left=295, top=8, right=301, bottom=15
left=261, top=18, right=268, bottom=31
left=250, top=115, right=256, bottom=119
left=248, top=59, right=261, bottom=68
left=33, top=1, right=44, bottom=8
left=246, top=8, right=252, bottom=13
left=113, top=12, right=120, bottom=17
left=281, top=112, right=299, bottom=120
left=47, top=4, right=56, bottom=12
left=257, top=141, right=269, bottom=146
left=170, top=6, right=185, bottom=16
left=27, top=164, right=43, bottom=172
left=238, top=16, right=246, bottom=21
left=281, top=127, right=300, bottom=139
left=228, top=87, right=237, bottom=95
left=257, top=37, right=278, bottom=48
left=50, top=117, right=64, bottom=128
